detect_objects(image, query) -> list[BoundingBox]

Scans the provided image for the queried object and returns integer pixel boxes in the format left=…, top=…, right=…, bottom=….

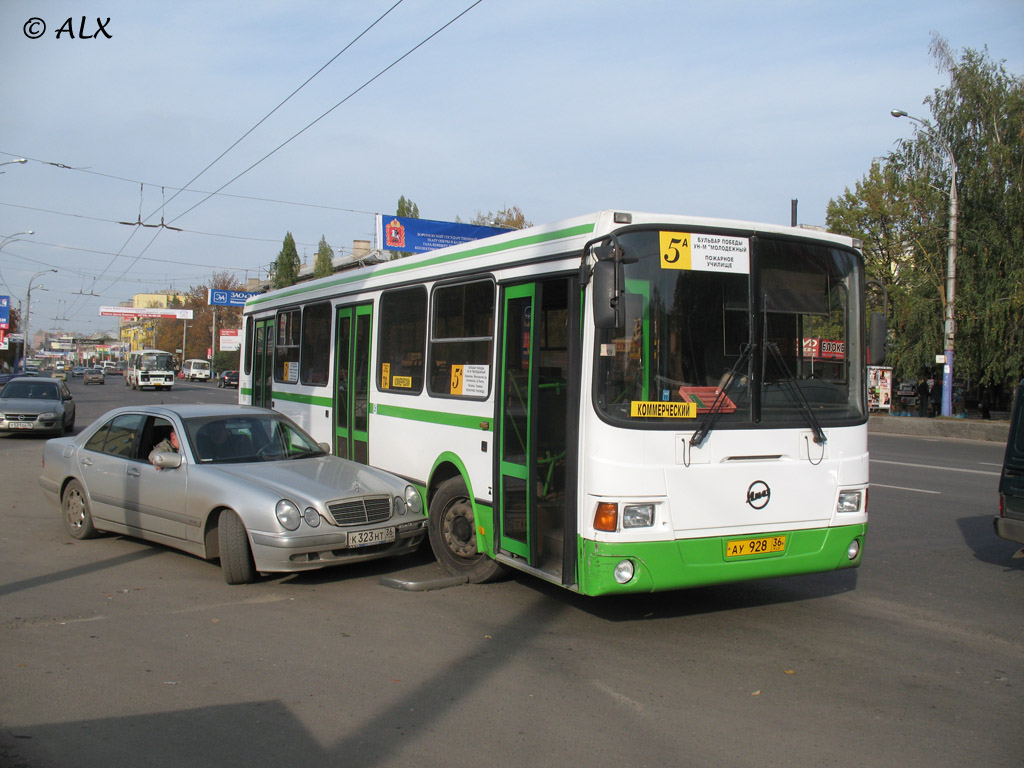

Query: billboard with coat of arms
left=376, top=215, right=512, bottom=254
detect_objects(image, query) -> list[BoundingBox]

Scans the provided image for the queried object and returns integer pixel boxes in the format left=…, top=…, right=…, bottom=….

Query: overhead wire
left=168, top=0, right=486, bottom=225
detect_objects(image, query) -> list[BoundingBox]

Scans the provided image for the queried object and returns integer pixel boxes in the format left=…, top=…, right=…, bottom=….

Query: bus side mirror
left=868, top=312, right=887, bottom=365
left=593, top=260, right=623, bottom=330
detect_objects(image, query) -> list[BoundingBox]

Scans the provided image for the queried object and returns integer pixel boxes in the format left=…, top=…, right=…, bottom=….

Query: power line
left=169, top=0, right=486, bottom=225
left=143, top=0, right=406, bottom=225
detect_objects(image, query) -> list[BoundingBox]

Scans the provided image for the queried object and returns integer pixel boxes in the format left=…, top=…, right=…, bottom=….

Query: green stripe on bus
left=375, top=403, right=492, bottom=431
left=269, top=389, right=333, bottom=408
left=247, top=223, right=595, bottom=306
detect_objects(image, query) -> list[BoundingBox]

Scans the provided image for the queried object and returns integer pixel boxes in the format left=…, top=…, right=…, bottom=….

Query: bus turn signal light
left=594, top=502, right=618, bottom=532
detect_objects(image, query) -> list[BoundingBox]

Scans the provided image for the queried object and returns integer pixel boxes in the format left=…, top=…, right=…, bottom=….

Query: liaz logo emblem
left=746, top=481, right=771, bottom=509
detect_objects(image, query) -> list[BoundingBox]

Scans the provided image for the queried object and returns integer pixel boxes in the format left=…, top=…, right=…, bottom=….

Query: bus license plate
left=348, top=528, right=395, bottom=548
left=725, top=535, right=786, bottom=557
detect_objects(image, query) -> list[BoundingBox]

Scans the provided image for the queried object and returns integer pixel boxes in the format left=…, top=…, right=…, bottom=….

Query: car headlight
left=275, top=499, right=301, bottom=530
left=392, top=495, right=406, bottom=516
left=622, top=503, right=655, bottom=528
left=302, top=507, right=321, bottom=527
left=39, top=412, right=57, bottom=420
left=405, top=485, right=422, bottom=515
left=837, top=490, right=863, bottom=514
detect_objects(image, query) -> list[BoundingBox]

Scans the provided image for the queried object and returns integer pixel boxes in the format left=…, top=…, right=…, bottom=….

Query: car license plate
left=9, top=422, right=34, bottom=430
left=725, top=535, right=786, bottom=557
left=348, top=528, right=395, bottom=548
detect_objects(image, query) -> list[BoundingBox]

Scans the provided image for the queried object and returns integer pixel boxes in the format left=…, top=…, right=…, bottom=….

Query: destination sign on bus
left=658, top=232, right=750, bottom=274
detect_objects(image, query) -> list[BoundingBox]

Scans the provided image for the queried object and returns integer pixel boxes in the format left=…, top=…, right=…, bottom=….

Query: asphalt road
left=1, top=377, right=1021, bottom=768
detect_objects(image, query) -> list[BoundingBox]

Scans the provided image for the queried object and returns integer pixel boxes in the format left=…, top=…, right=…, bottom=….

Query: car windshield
left=183, top=414, right=326, bottom=464
left=1, top=381, right=59, bottom=400
left=593, top=229, right=865, bottom=429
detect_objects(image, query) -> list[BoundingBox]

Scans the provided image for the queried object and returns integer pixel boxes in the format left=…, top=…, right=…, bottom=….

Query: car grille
left=327, top=495, right=392, bottom=526
left=7, top=414, right=39, bottom=422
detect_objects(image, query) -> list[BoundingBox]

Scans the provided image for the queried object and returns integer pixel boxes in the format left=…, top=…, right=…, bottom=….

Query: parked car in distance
left=182, top=359, right=212, bottom=381
left=23, top=364, right=40, bottom=376
left=39, top=404, right=427, bottom=584
left=996, top=378, right=1024, bottom=551
left=0, top=376, right=75, bottom=435
left=217, top=370, right=239, bottom=388
left=83, top=368, right=105, bottom=385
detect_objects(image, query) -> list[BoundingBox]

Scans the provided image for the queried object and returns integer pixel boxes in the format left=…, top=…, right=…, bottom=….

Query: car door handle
left=126, top=467, right=141, bottom=478
left=80, top=457, right=94, bottom=466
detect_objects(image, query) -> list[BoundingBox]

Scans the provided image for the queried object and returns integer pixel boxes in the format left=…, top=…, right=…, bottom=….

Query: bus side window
left=428, top=280, right=495, bottom=399
left=377, top=286, right=427, bottom=395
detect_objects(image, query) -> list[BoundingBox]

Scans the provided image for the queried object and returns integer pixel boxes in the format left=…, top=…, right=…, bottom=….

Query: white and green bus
left=239, top=211, right=881, bottom=596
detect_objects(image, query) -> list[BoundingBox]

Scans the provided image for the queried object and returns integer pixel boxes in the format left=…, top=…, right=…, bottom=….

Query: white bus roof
left=244, top=210, right=860, bottom=312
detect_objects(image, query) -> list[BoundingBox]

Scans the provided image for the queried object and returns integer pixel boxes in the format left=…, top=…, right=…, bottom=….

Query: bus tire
left=219, top=510, right=257, bottom=585
left=428, top=476, right=507, bottom=584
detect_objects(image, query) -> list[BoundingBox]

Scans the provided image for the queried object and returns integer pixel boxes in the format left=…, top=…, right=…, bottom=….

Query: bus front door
left=334, top=304, right=372, bottom=464
left=251, top=318, right=274, bottom=408
left=498, top=278, right=575, bottom=580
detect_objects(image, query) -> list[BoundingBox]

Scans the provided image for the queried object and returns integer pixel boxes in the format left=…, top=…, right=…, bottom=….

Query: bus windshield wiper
left=690, top=344, right=752, bottom=448
left=764, top=341, right=827, bottom=445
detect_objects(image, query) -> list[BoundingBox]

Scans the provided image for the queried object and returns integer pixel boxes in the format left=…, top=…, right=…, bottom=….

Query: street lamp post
left=0, top=158, right=27, bottom=173
left=891, top=108, right=958, bottom=418
left=23, top=269, right=57, bottom=371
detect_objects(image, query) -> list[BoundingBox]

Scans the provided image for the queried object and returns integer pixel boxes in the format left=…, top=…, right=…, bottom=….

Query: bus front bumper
left=577, top=524, right=867, bottom=596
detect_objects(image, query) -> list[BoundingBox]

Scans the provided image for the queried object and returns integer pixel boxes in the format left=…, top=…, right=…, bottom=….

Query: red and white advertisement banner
left=801, top=338, right=845, bottom=360
left=100, top=306, right=194, bottom=319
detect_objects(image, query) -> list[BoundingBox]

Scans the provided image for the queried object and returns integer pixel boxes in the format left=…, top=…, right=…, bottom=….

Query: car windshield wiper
left=690, top=344, right=752, bottom=448
left=763, top=341, right=827, bottom=445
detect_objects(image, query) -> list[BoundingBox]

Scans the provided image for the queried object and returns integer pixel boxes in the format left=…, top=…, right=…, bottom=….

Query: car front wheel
left=62, top=480, right=98, bottom=539
left=219, top=510, right=257, bottom=585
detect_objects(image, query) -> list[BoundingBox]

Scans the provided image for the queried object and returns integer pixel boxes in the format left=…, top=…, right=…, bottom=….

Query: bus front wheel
left=428, top=476, right=507, bottom=584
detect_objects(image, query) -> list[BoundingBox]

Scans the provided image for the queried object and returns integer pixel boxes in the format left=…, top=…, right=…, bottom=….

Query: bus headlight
left=276, top=499, right=301, bottom=530
left=622, top=504, right=655, bottom=528
left=837, top=490, right=863, bottom=514
left=614, top=560, right=635, bottom=584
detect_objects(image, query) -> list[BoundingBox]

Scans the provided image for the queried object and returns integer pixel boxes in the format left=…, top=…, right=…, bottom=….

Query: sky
left=1, top=0, right=1022, bottom=337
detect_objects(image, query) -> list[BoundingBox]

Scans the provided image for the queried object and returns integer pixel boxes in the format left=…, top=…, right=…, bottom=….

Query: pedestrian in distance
left=917, top=378, right=929, bottom=418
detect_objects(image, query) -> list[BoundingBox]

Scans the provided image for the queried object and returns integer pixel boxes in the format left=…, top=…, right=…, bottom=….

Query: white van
left=182, top=359, right=212, bottom=381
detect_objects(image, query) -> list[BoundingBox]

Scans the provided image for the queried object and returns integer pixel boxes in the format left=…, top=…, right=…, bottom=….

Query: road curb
left=868, top=413, right=1009, bottom=442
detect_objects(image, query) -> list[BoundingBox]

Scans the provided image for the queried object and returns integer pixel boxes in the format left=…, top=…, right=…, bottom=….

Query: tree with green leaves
left=397, top=195, right=419, bottom=219
left=270, top=232, right=301, bottom=289
left=469, top=205, right=532, bottom=229
left=827, top=35, right=1023, bottom=399
left=314, top=235, right=334, bottom=279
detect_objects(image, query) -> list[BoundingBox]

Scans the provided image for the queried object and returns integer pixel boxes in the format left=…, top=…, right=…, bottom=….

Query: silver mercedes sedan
left=39, top=404, right=427, bottom=584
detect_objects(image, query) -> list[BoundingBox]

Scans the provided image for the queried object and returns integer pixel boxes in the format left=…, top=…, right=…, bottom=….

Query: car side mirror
left=318, top=442, right=332, bottom=455
left=152, top=452, right=182, bottom=469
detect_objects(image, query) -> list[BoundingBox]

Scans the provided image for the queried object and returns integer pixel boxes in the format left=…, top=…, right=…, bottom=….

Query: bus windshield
left=594, top=229, right=865, bottom=428
left=139, top=353, right=174, bottom=371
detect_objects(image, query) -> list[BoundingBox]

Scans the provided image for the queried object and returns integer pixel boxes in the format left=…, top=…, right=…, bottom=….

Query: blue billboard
left=208, top=289, right=260, bottom=307
left=0, top=295, right=9, bottom=329
left=377, top=215, right=512, bottom=254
